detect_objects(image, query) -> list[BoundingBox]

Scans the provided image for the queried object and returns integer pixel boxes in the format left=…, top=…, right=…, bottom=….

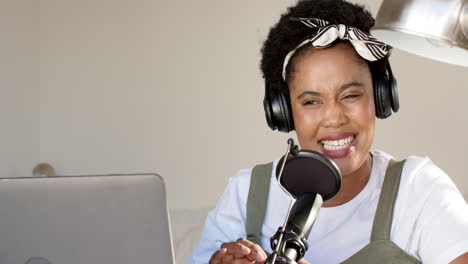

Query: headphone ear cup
left=263, top=84, right=277, bottom=130
left=374, top=78, right=392, bottom=119
left=387, top=63, right=399, bottom=113
left=263, top=82, right=294, bottom=132
left=277, top=88, right=294, bottom=132
left=372, top=60, right=397, bottom=119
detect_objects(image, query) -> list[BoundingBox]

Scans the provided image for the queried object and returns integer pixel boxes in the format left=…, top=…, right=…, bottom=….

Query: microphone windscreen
left=276, top=150, right=341, bottom=201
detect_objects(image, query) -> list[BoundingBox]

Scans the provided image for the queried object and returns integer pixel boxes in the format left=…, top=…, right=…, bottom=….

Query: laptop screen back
left=0, top=173, right=175, bottom=264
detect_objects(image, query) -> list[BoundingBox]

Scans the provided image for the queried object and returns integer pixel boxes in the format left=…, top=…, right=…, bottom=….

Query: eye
left=303, top=98, right=322, bottom=105
left=342, top=93, right=362, bottom=101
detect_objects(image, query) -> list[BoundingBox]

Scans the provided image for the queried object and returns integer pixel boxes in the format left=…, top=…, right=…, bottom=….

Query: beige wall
left=38, top=0, right=296, bottom=209
left=2, top=0, right=467, bottom=209
left=0, top=0, right=39, bottom=177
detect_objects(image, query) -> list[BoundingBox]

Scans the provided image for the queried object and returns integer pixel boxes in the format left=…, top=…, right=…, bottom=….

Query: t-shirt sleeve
left=414, top=162, right=468, bottom=264
left=187, top=169, right=251, bottom=264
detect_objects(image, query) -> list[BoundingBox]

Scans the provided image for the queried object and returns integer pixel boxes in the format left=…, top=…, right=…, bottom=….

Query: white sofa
left=170, top=208, right=211, bottom=263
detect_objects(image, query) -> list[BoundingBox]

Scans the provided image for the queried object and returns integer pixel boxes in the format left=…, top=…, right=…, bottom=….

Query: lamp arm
left=461, top=2, right=468, bottom=39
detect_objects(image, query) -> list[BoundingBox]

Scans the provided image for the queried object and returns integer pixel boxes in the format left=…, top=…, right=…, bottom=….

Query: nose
left=321, top=102, right=347, bottom=128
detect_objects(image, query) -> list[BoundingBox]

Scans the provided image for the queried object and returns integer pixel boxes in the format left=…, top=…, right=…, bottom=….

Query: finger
left=221, top=242, right=251, bottom=258
left=222, top=255, right=252, bottom=264
left=232, top=259, right=255, bottom=264
left=298, top=259, right=312, bottom=264
left=220, top=253, right=235, bottom=264
left=236, top=238, right=268, bottom=262
left=236, top=238, right=266, bottom=262
left=209, top=247, right=227, bottom=264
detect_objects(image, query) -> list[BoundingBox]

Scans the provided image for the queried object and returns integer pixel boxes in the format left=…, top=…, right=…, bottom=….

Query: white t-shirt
left=188, top=150, right=468, bottom=264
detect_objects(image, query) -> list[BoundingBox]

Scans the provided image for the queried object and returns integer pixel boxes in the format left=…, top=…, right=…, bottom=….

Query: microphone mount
left=266, top=192, right=323, bottom=264
left=266, top=139, right=340, bottom=264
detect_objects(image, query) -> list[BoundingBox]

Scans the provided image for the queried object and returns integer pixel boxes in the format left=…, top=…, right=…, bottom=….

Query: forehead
left=288, top=42, right=371, bottom=91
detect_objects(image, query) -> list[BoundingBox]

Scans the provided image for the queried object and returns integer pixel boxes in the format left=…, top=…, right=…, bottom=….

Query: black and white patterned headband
left=282, top=17, right=392, bottom=80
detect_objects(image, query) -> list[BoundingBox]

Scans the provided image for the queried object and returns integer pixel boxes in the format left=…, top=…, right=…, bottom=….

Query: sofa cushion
left=170, top=208, right=211, bottom=263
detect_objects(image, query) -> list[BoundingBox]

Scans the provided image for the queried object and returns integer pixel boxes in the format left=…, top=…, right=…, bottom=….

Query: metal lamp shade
left=371, top=0, right=468, bottom=67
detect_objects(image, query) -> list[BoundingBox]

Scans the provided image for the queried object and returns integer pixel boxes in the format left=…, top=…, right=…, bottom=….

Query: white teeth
left=320, top=136, right=355, bottom=150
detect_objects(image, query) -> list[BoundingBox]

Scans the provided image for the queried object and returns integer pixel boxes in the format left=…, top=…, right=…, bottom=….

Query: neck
left=322, top=153, right=373, bottom=207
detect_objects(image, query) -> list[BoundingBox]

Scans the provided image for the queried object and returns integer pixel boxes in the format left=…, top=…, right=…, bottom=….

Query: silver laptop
left=0, top=173, right=175, bottom=264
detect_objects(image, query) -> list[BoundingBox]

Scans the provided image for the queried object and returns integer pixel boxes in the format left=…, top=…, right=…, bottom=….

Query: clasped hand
left=209, top=238, right=311, bottom=264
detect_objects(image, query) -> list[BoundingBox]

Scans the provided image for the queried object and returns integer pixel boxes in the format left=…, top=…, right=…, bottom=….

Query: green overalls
left=245, top=160, right=421, bottom=263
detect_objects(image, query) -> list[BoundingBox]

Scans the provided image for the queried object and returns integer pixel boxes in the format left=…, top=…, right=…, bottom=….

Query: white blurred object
left=372, top=0, right=468, bottom=67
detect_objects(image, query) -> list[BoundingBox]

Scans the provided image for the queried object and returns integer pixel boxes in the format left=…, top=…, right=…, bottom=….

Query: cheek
left=291, top=105, right=321, bottom=148
left=350, top=97, right=376, bottom=143
left=366, top=93, right=376, bottom=117
left=347, top=94, right=375, bottom=124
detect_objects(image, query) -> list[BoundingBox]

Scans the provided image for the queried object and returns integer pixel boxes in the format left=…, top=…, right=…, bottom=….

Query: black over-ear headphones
left=263, top=58, right=399, bottom=133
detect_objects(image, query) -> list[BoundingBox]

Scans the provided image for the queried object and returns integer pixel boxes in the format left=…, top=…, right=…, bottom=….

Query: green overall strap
left=342, top=159, right=421, bottom=264
left=246, top=162, right=273, bottom=246
left=371, top=159, right=405, bottom=241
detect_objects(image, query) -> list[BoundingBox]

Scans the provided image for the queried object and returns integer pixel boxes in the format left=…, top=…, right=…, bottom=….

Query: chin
left=333, top=159, right=356, bottom=177
left=332, top=151, right=369, bottom=178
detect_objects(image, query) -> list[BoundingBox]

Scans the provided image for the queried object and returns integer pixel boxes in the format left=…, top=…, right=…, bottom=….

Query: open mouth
left=320, top=135, right=356, bottom=151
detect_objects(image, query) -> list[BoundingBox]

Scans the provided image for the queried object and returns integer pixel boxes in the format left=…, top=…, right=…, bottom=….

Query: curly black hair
left=260, top=0, right=384, bottom=90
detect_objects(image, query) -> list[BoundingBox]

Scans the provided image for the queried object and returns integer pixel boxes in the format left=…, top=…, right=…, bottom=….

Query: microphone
left=268, top=192, right=323, bottom=263
left=266, top=139, right=341, bottom=264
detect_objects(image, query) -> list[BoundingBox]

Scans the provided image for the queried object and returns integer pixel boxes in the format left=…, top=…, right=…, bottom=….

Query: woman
left=189, top=0, right=468, bottom=263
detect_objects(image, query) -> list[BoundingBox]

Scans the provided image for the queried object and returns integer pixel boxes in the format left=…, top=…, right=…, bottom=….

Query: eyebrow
left=296, top=81, right=365, bottom=99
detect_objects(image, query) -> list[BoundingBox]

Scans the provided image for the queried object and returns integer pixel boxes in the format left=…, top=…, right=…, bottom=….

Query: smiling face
left=288, top=42, right=375, bottom=177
